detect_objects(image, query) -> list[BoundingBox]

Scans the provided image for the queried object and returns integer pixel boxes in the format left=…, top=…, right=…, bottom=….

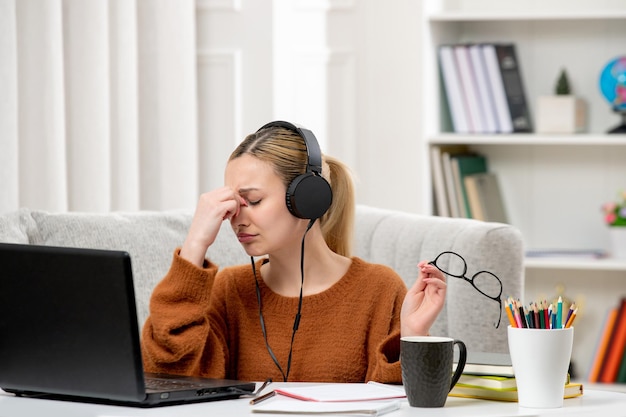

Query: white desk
left=1, top=385, right=625, bottom=417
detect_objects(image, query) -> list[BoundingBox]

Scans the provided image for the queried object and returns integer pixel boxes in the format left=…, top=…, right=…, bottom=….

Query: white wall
left=197, top=0, right=425, bottom=213
left=2, top=0, right=423, bottom=214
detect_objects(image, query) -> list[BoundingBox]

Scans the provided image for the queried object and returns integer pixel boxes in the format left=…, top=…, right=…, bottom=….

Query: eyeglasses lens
left=434, top=252, right=466, bottom=276
left=472, top=271, right=502, bottom=299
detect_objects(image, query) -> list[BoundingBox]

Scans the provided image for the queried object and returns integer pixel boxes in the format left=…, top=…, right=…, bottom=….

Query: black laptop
left=0, top=242, right=256, bottom=407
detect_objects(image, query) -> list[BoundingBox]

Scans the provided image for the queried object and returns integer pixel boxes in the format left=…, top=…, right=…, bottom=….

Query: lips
left=237, top=233, right=256, bottom=243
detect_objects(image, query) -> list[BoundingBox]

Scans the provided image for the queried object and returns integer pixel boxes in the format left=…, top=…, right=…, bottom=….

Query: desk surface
left=1, top=385, right=625, bottom=417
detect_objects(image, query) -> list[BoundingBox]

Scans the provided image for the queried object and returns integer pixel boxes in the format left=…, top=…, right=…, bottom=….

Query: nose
left=231, top=196, right=248, bottom=225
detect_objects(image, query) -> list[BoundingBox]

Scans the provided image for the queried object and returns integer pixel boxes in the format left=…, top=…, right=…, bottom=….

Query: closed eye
left=247, top=199, right=261, bottom=206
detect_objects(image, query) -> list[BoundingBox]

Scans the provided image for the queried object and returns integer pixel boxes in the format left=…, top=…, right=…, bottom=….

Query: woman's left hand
left=400, top=261, right=447, bottom=336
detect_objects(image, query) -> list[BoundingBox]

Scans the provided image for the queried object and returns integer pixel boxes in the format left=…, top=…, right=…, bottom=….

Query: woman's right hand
left=179, top=187, right=245, bottom=266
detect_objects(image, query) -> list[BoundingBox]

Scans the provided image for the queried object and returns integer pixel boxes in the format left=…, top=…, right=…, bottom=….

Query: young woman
left=141, top=121, right=447, bottom=383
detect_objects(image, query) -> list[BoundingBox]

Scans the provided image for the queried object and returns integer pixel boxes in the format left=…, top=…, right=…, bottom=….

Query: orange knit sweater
left=141, top=251, right=407, bottom=383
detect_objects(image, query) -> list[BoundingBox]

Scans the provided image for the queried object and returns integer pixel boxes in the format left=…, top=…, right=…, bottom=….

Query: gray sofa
left=0, top=205, right=524, bottom=354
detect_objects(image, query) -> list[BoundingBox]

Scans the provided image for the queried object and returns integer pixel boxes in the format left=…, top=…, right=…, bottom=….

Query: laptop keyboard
left=145, top=376, right=208, bottom=391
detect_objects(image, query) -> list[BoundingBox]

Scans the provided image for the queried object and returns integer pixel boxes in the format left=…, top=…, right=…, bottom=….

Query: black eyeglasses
left=429, top=251, right=503, bottom=328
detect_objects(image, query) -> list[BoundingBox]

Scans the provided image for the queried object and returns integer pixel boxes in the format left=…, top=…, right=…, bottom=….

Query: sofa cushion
left=0, top=209, right=34, bottom=244
left=27, top=210, right=193, bottom=326
left=353, top=205, right=523, bottom=354
left=26, top=210, right=251, bottom=326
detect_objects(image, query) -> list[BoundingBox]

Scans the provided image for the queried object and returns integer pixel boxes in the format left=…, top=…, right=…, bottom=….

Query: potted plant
left=535, top=69, right=587, bottom=133
left=602, top=191, right=626, bottom=259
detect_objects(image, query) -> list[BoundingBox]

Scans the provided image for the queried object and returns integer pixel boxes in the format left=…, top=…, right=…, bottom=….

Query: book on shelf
left=599, top=297, right=626, bottom=383
left=468, top=44, right=498, bottom=133
left=451, top=152, right=487, bottom=218
left=430, top=144, right=469, bottom=217
left=588, top=306, right=619, bottom=382
left=438, top=45, right=470, bottom=133
left=439, top=42, right=531, bottom=134
left=441, top=151, right=464, bottom=217
left=464, top=172, right=508, bottom=223
left=453, top=44, right=484, bottom=133
left=615, top=336, right=626, bottom=384
left=454, top=351, right=514, bottom=378
left=618, top=341, right=626, bottom=383
left=482, top=43, right=532, bottom=133
left=483, top=43, right=532, bottom=132
left=449, top=382, right=583, bottom=402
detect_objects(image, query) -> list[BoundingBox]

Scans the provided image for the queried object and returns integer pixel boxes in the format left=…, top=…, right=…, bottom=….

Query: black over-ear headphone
left=256, top=121, right=332, bottom=220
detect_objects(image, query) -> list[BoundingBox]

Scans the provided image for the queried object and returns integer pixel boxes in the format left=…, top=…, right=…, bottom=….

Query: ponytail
left=320, top=155, right=355, bottom=257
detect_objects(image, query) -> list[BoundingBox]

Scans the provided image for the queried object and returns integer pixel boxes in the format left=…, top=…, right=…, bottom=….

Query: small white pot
left=535, top=95, right=586, bottom=133
left=609, top=227, right=626, bottom=259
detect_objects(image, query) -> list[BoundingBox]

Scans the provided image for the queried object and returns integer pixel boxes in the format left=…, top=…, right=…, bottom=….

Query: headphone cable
left=252, top=218, right=315, bottom=382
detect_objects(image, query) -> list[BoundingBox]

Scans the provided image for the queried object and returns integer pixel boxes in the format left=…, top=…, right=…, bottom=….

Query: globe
left=599, top=56, right=626, bottom=133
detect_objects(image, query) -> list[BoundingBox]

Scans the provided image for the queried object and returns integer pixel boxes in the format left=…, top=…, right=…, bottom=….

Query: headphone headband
left=256, top=121, right=322, bottom=174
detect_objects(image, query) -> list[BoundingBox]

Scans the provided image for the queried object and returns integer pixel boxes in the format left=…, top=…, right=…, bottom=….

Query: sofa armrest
left=354, top=205, right=524, bottom=353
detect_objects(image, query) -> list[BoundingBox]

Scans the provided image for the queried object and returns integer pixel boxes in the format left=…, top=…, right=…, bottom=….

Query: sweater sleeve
left=141, top=249, right=228, bottom=378
left=373, top=329, right=403, bottom=384
left=366, top=268, right=406, bottom=384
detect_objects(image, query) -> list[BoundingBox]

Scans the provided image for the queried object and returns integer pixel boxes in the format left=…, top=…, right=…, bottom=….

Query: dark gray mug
left=400, top=336, right=467, bottom=407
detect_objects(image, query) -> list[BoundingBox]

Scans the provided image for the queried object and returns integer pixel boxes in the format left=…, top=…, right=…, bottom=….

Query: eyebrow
left=238, top=188, right=259, bottom=195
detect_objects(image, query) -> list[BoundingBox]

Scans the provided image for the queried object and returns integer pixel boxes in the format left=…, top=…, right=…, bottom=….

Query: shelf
left=422, top=0, right=626, bottom=386
left=429, top=10, right=626, bottom=22
left=427, top=134, right=626, bottom=146
left=525, top=257, right=626, bottom=271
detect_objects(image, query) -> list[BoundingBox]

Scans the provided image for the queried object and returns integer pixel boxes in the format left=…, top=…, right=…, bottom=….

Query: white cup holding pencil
left=506, top=296, right=576, bottom=408
left=508, top=326, right=573, bottom=408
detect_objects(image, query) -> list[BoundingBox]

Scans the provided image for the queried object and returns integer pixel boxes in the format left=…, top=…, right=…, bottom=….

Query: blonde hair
left=230, top=126, right=355, bottom=257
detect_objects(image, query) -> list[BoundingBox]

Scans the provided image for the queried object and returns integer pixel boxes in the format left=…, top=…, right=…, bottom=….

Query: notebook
left=0, top=242, right=256, bottom=407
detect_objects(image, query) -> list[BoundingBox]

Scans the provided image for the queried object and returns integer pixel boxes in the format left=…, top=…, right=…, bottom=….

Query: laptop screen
left=0, top=243, right=147, bottom=402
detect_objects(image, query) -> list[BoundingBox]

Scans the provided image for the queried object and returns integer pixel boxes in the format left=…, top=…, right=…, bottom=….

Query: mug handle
left=449, top=339, right=467, bottom=391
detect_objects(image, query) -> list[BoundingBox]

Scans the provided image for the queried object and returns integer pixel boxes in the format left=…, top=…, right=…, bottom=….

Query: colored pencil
left=565, top=308, right=578, bottom=328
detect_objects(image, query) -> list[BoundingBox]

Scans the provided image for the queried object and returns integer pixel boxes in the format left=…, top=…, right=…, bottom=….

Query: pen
left=250, top=390, right=276, bottom=405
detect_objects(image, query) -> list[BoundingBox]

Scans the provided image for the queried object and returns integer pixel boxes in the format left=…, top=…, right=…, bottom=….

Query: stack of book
left=451, top=352, right=583, bottom=401
left=430, top=145, right=508, bottom=222
left=588, top=297, right=626, bottom=384
left=439, top=42, right=532, bottom=134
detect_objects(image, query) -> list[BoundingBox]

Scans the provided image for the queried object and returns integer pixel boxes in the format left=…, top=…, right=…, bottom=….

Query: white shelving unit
left=420, top=0, right=626, bottom=378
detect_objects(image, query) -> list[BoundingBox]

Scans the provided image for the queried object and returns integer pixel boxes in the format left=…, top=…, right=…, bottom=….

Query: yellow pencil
left=505, top=298, right=517, bottom=327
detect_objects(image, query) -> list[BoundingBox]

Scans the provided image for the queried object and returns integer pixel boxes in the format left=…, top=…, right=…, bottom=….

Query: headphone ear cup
left=286, top=173, right=333, bottom=220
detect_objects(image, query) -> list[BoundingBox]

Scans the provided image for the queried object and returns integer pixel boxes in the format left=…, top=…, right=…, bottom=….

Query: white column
left=0, top=0, right=19, bottom=213
left=16, top=0, right=68, bottom=211
left=137, top=0, right=199, bottom=210
left=109, top=0, right=140, bottom=211
left=63, top=0, right=111, bottom=211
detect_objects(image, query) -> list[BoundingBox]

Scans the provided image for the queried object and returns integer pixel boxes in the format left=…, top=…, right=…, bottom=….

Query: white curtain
left=0, top=0, right=199, bottom=213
